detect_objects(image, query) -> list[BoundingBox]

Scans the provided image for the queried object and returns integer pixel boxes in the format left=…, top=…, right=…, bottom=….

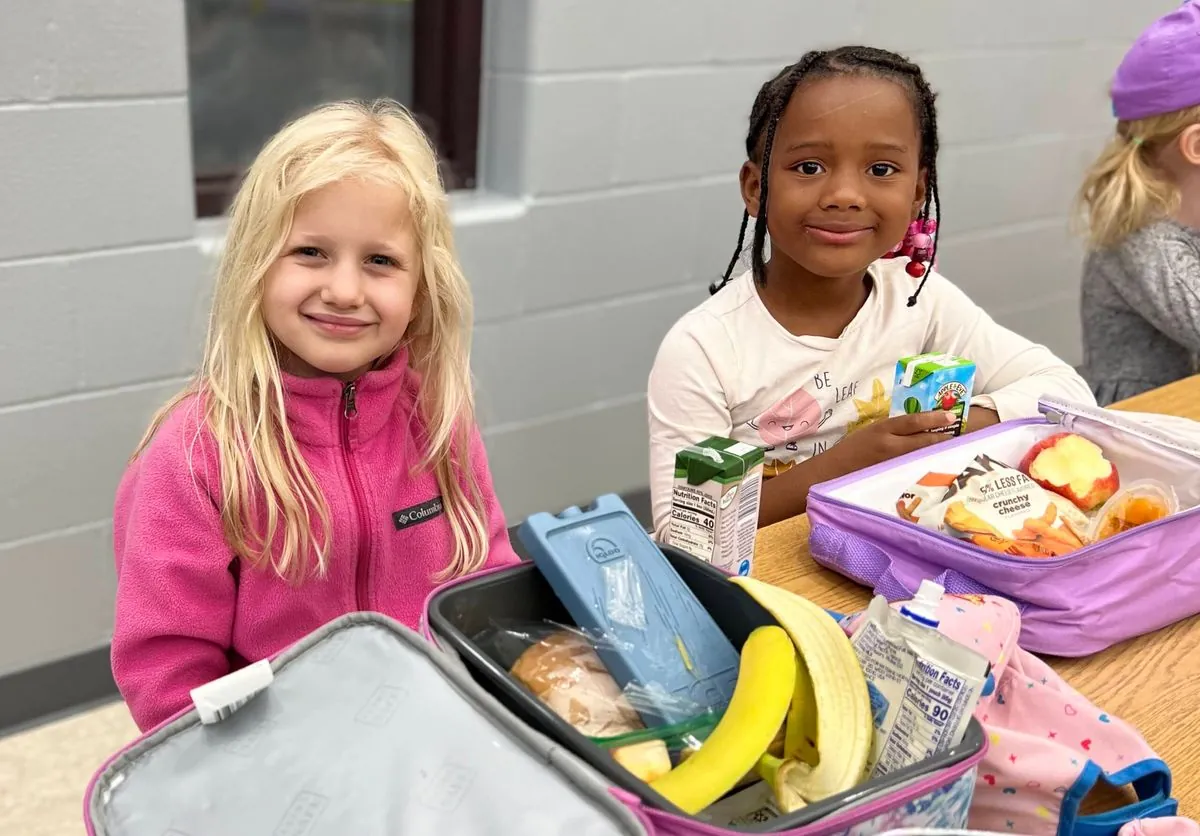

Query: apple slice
left=612, top=740, right=672, bottom=783
left=1019, top=432, right=1120, bottom=512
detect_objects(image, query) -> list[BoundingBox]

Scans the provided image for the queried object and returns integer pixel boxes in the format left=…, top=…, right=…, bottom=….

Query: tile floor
left=0, top=701, right=137, bottom=836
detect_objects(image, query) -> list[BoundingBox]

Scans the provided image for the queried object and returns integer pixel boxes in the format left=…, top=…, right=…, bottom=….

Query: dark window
left=186, top=0, right=482, bottom=218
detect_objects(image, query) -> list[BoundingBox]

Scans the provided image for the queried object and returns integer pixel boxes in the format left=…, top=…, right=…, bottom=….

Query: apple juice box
left=667, top=437, right=765, bottom=576
left=890, top=352, right=977, bottom=436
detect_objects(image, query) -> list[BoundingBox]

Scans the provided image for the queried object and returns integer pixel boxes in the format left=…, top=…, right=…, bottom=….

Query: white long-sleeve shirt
left=647, top=260, right=1095, bottom=539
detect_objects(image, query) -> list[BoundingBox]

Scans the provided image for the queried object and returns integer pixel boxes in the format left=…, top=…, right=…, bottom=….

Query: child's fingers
left=912, top=430, right=953, bottom=448
left=890, top=428, right=954, bottom=459
left=886, top=410, right=959, bottom=436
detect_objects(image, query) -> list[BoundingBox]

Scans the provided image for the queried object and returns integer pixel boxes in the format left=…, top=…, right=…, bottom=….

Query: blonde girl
left=1078, top=1, right=1200, bottom=405
left=111, top=100, right=519, bottom=731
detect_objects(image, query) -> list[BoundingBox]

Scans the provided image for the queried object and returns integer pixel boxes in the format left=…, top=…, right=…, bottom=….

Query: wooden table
left=751, top=375, right=1200, bottom=815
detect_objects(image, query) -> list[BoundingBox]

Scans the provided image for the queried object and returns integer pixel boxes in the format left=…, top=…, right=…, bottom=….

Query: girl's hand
left=758, top=411, right=957, bottom=527
left=826, top=410, right=959, bottom=474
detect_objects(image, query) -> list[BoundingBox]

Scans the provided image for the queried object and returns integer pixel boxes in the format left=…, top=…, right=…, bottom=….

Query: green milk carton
left=668, top=437, right=765, bottom=576
left=891, top=352, right=977, bottom=436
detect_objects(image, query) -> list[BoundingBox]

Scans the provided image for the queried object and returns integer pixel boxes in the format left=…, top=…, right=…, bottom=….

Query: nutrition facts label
left=852, top=620, right=974, bottom=777
left=669, top=484, right=717, bottom=561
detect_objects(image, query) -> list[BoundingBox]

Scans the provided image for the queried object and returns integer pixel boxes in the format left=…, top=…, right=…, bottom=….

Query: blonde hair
left=136, top=99, right=487, bottom=583
left=1077, top=104, right=1200, bottom=249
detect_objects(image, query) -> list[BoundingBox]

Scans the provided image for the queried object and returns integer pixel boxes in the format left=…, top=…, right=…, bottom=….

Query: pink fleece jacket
left=111, top=351, right=520, bottom=731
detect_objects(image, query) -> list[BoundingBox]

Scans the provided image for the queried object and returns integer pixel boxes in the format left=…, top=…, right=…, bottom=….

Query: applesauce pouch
left=849, top=585, right=988, bottom=778
left=919, top=454, right=1090, bottom=558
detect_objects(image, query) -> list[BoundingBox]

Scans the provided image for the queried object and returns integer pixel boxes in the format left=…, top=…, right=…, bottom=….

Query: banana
left=731, top=577, right=872, bottom=804
left=648, top=626, right=796, bottom=815
left=723, top=721, right=786, bottom=793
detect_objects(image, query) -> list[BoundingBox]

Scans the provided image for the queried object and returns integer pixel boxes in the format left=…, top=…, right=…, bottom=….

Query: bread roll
left=509, top=629, right=644, bottom=738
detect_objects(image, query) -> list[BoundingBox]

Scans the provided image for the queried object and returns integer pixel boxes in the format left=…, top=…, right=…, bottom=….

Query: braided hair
left=712, top=46, right=942, bottom=307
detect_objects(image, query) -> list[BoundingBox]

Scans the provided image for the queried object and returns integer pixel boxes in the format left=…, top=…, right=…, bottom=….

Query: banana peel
left=768, top=720, right=786, bottom=758
left=648, top=626, right=797, bottom=815
left=785, top=654, right=820, bottom=766
left=756, top=753, right=808, bottom=814
left=731, top=577, right=872, bottom=805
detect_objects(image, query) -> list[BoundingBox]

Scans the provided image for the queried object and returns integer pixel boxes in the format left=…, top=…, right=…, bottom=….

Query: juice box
left=667, top=437, right=765, bottom=576
left=890, top=353, right=977, bottom=436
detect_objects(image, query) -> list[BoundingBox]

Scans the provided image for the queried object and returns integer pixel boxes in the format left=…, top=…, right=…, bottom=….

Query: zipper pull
left=342, top=382, right=358, bottom=419
left=1048, top=410, right=1076, bottom=431
left=1038, top=396, right=1094, bottom=430
left=1037, top=398, right=1070, bottom=428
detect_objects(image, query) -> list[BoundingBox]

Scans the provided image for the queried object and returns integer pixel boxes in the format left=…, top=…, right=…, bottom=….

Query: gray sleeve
left=1113, top=228, right=1200, bottom=353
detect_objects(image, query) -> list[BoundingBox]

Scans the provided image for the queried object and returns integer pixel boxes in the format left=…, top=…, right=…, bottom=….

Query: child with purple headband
left=1078, top=0, right=1200, bottom=405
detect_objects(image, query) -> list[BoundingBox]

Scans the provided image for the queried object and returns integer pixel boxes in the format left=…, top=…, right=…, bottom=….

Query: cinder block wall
left=0, top=0, right=1174, bottom=683
left=471, top=0, right=1175, bottom=517
left=0, top=2, right=205, bottom=680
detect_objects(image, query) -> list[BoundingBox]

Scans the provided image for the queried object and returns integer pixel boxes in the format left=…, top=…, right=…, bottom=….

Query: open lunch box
left=423, top=527, right=987, bottom=833
left=807, top=397, right=1200, bottom=657
left=86, top=499, right=987, bottom=836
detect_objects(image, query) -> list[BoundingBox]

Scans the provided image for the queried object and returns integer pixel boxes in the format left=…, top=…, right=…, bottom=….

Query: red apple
left=1018, top=432, right=1120, bottom=511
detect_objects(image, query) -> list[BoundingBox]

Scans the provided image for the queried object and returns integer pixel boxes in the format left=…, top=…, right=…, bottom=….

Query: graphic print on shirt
left=745, top=373, right=888, bottom=476
left=746, top=386, right=825, bottom=472
left=846, top=378, right=890, bottom=434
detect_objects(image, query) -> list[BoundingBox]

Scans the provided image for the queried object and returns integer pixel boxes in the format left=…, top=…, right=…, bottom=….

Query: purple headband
left=1111, top=0, right=1200, bottom=121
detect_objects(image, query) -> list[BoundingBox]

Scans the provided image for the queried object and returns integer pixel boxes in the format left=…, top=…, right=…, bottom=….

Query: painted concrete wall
left=0, top=0, right=1174, bottom=676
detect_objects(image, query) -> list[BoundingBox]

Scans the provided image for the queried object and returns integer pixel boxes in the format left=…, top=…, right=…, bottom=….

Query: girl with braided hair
left=648, top=46, right=1091, bottom=534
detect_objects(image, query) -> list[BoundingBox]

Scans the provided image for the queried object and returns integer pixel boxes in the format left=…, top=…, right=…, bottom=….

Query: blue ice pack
left=517, top=494, right=739, bottom=727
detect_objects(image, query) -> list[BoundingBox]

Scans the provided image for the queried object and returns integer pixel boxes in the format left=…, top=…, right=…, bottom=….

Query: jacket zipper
left=341, top=381, right=372, bottom=610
